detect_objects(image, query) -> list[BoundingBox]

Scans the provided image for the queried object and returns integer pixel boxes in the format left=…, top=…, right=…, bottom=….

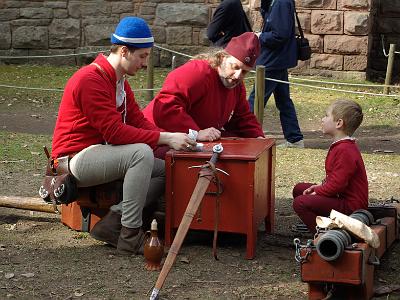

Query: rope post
left=146, top=48, right=154, bottom=102
left=254, top=65, right=265, bottom=126
left=171, top=55, right=176, bottom=70
left=384, top=44, right=396, bottom=94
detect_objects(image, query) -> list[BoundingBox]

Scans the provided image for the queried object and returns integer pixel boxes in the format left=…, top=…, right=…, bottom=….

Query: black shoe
left=117, top=226, right=146, bottom=255
left=90, top=210, right=122, bottom=247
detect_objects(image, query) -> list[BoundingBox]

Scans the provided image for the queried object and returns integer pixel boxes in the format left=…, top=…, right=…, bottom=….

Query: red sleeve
left=314, top=146, right=357, bottom=197
left=152, top=63, right=207, bottom=132
left=76, top=74, right=160, bottom=148
left=223, top=84, right=264, bottom=137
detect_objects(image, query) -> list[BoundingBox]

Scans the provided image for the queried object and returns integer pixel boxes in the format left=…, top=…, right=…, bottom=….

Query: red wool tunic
left=52, top=54, right=160, bottom=158
left=142, top=60, right=264, bottom=138
left=314, top=139, right=368, bottom=212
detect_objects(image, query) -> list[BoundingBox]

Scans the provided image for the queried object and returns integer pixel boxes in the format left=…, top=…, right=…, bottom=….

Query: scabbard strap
left=197, top=160, right=224, bottom=260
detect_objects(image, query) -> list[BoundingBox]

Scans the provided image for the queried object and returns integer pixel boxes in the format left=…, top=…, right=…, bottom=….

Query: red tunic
left=314, top=139, right=368, bottom=212
left=142, top=60, right=264, bottom=138
left=52, top=54, right=160, bottom=158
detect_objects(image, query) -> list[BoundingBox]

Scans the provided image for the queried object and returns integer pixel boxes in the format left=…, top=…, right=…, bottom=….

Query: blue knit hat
left=111, top=17, right=154, bottom=48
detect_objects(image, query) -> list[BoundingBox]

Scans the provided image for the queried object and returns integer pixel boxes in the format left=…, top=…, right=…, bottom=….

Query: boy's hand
left=303, top=184, right=319, bottom=195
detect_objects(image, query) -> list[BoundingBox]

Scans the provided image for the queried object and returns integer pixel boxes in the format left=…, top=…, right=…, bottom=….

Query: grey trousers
left=69, top=143, right=165, bottom=228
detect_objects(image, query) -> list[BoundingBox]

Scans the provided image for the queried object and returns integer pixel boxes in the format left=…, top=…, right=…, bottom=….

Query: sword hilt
left=188, top=143, right=229, bottom=176
left=209, top=143, right=223, bottom=164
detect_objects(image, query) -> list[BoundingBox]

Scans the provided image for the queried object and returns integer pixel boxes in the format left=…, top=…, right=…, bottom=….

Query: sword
left=149, top=143, right=224, bottom=300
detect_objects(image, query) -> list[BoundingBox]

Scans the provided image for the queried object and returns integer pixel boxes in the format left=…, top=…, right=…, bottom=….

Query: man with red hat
left=51, top=17, right=196, bottom=255
left=142, top=32, right=264, bottom=142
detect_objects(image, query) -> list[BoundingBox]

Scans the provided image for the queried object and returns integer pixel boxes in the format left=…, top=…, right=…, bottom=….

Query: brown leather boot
left=117, top=226, right=145, bottom=255
left=90, top=210, right=122, bottom=247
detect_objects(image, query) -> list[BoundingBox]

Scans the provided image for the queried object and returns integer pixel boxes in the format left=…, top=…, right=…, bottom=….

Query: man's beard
left=219, top=61, right=241, bottom=89
left=219, top=76, right=240, bottom=89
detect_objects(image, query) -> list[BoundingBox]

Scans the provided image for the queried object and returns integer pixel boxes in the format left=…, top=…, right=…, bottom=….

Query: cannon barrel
left=316, top=209, right=375, bottom=261
left=349, top=209, right=374, bottom=226
left=316, top=229, right=352, bottom=261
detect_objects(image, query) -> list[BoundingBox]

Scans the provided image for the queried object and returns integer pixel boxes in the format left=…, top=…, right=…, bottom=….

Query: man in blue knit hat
left=52, top=17, right=196, bottom=255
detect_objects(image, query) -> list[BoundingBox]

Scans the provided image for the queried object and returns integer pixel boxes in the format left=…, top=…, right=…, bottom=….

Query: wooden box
left=301, top=243, right=375, bottom=300
left=61, top=182, right=121, bottom=232
left=164, top=138, right=276, bottom=259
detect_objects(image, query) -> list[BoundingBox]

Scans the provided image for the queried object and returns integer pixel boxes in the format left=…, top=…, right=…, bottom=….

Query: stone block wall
left=283, top=0, right=372, bottom=79
left=0, top=0, right=398, bottom=80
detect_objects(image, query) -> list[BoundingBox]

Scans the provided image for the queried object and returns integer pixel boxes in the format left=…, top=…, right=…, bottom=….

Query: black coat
left=207, top=0, right=252, bottom=48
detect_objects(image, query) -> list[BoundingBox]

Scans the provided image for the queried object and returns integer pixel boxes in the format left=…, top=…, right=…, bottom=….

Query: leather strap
left=91, top=62, right=108, bottom=77
left=203, top=161, right=224, bottom=260
left=294, top=4, right=305, bottom=39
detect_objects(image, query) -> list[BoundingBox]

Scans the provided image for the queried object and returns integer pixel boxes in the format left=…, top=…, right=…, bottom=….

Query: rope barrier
left=0, top=50, right=107, bottom=59
left=289, top=76, right=400, bottom=89
left=264, top=77, right=399, bottom=97
left=0, top=84, right=159, bottom=93
left=0, top=43, right=398, bottom=97
left=0, top=84, right=63, bottom=92
left=1, top=79, right=397, bottom=98
left=153, top=45, right=193, bottom=59
left=381, top=35, right=400, bottom=57
left=246, top=75, right=400, bottom=89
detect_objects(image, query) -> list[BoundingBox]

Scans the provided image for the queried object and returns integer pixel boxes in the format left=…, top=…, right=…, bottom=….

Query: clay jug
left=144, top=219, right=164, bottom=271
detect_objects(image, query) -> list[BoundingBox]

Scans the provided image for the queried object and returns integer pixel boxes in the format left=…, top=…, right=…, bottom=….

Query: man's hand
left=303, top=184, right=319, bottom=195
left=159, top=132, right=197, bottom=151
left=197, top=127, right=221, bottom=142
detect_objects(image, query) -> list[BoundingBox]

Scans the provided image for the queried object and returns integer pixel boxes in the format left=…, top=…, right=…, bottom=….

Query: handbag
left=38, top=147, right=78, bottom=207
left=295, top=8, right=311, bottom=61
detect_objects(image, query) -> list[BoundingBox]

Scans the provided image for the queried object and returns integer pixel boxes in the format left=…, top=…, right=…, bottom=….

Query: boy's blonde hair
left=330, top=99, right=363, bottom=136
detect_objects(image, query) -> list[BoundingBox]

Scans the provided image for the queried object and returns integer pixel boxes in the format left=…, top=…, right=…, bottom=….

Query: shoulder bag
left=295, top=8, right=312, bottom=61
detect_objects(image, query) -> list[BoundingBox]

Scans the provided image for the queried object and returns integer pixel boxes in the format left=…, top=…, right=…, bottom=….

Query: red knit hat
left=224, top=32, right=260, bottom=68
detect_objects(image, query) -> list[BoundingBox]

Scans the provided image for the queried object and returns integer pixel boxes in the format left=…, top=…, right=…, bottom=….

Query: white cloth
left=316, top=209, right=380, bottom=248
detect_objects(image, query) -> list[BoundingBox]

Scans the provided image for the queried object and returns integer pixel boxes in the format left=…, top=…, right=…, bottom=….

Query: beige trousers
left=70, top=143, right=165, bottom=228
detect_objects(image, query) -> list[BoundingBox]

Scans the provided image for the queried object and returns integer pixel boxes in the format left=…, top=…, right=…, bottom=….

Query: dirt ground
left=1, top=108, right=400, bottom=300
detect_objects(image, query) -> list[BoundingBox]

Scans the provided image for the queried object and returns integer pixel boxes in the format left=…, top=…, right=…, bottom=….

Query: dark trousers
left=248, top=69, right=303, bottom=143
left=292, top=182, right=350, bottom=233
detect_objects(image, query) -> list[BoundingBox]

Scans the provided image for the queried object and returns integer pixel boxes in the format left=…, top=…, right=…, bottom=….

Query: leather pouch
left=39, top=154, right=78, bottom=205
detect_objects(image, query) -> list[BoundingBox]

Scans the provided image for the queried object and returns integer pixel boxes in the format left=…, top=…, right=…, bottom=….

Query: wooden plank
left=0, top=195, right=58, bottom=214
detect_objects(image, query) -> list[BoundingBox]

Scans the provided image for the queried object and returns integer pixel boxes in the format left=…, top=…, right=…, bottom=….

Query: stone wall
left=287, top=0, right=372, bottom=79
left=0, top=0, right=398, bottom=80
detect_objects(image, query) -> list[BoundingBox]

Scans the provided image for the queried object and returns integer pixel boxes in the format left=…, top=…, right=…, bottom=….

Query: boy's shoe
left=291, top=222, right=310, bottom=233
left=277, top=139, right=304, bottom=149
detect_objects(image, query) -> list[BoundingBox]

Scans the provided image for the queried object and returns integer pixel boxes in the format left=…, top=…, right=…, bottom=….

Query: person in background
left=248, top=0, right=304, bottom=148
left=292, top=99, right=368, bottom=233
left=142, top=32, right=264, bottom=142
left=51, top=17, right=196, bottom=255
left=207, top=0, right=253, bottom=48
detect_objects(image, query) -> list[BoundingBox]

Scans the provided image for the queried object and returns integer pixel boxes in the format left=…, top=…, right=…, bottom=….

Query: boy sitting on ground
left=292, top=99, right=368, bottom=233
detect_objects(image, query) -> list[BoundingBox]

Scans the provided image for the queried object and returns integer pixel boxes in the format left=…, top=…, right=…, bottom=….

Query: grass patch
left=275, top=148, right=400, bottom=201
